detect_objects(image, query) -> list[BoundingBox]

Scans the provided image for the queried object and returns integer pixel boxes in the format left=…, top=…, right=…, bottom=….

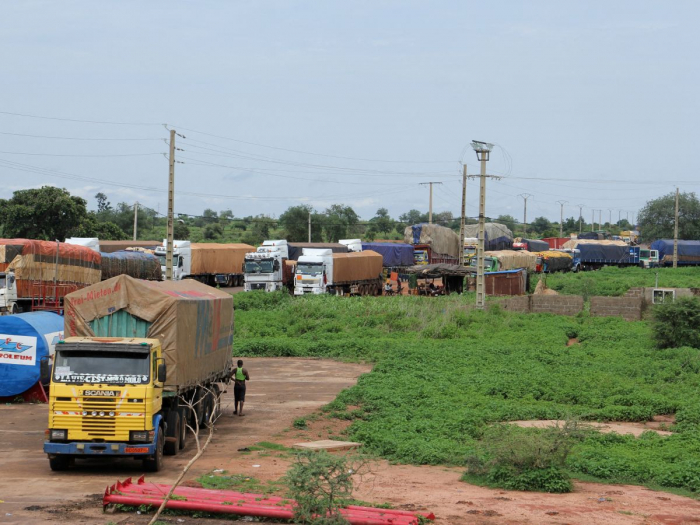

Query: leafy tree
left=0, top=186, right=88, bottom=240
left=72, top=214, right=128, bottom=240
left=202, top=208, right=219, bottom=222
left=219, top=209, right=233, bottom=221
left=95, top=192, right=112, bottom=213
left=495, top=214, right=518, bottom=232
left=370, top=208, right=394, bottom=235
left=433, top=210, right=455, bottom=227
left=638, top=192, right=700, bottom=242
left=562, top=217, right=577, bottom=234
left=279, top=205, right=323, bottom=242
left=202, top=222, right=224, bottom=240
left=398, top=209, right=428, bottom=225
left=527, top=216, right=551, bottom=236
left=323, top=204, right=359, bottom=242
left=652, top=297, right=700, bottom=349
left=174, top=221, right=190, bottom=239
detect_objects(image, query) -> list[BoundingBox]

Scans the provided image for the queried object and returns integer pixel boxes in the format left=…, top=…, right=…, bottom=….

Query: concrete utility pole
left=133, top=201, right=138, bottom=241
left=618, top=209, right=621, bottom=224
left=518, top=194, right=532, bottom=236
left=608, top=209, right=612, bottom=227
left=577, top=204, right=584, bottom=233
left=674, top=187, right=679, bottom=268
left=470, top=140, right=499, bottom=310
left=420, top=182, right=443, bottom=224
left=308, top=211, right=311, bottom=243
left=598, top=210, right=602, bottom=231
left=591, top=210, right=595, bottom=232
left=557, top=200, right=567, bottom=237
left=166, top=129, right=175, bottom=281
left=458, top=164, right=468, bottom=266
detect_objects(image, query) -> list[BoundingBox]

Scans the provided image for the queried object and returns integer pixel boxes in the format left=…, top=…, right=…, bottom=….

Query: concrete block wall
left=530, top=296, right=584, bottom=316
left=590, top=296, right=643, bottom=321
left=500, top=296, right=531, bottom=313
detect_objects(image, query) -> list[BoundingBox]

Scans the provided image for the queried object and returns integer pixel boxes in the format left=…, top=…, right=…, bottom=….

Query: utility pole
left=608, top=209, right=612, bottom=227
left=166, top=129, right=175, bottom=281
left=308, top=211, right=311, bottom=243
left=420, top=182, right=442, bottom=224
left=470, top=141, right=499, bottom=310
left=618, top=209, right=621, bottom=224
left=673, top=187, right=679, bottom=268
left=591, top=210, right=595, bottom=232
left=133, top=201, right=138, bottom=241
left=598, top=210, right=602, bottom=231
left=458, top=165, right=467, bottom=266
left=518, top=194, right=532, bottom=237
left=557, top=200, right=567, bottom=237
left=577, top=204, right=584, bottom=233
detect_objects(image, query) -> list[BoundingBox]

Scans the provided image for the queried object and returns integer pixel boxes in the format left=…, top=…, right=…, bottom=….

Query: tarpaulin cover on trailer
left=99, top=240, right=161, bottom=253
left=484, top=250, right=539, bottom=271
left=189, top=243, right=255, bottom=275
left=360, top=242, right=414, bottom=267
left=462, top=223, right=514, bottom=251
left=100, top=251, right=162, bottom=280
left=536, top=251, right=573, bottom=272
left=63, top=275, right=234, bottom=391
left=404, top=224, right=461, bottom=257
left=650, top=240, right=700, bottom=263
left=0, top=239, right=101, bottom=298
left=332, top=250, right=383, bottom=283
left=577, top=243, right=636, bottom=263
left=562, top=239, right=628, bottom=249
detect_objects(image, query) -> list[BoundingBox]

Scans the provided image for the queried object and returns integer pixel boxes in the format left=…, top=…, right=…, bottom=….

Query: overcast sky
left=1, top=1, right=698, bottom=225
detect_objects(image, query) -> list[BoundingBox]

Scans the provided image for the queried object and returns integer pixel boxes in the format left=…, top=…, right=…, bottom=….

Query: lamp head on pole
left=471, top=140, right=494, bottom=162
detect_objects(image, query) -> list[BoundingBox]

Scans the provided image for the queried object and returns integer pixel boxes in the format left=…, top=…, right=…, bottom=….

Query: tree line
left=0, top=186, right=698, bottom=244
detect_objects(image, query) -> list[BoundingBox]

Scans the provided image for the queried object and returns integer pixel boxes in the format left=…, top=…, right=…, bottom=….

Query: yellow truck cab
left=45, top=337, right=167, bottom=471
left=44, top=275, right=234, bottom=472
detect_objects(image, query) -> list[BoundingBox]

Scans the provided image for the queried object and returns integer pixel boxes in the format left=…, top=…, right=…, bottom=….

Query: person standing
left=232, top=359, right=250, bottom=416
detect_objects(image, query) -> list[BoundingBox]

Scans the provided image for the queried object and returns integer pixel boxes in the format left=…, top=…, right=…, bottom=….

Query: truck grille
left=82, top=416, right=116, bottom=437
left=250, top=283, right=266, bottom=290
left=301, top=280, right=316, bottom=285
left=51, top=396, right=145, bottom=441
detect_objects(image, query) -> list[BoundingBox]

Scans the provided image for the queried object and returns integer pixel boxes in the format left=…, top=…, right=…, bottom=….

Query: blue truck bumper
left=44, top=441, right=156, bottom=456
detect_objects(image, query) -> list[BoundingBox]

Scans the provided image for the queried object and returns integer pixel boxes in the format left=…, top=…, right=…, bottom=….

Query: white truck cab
left=339, top=239, right=363, bottom=252
left=294, top=249, right=333, bottom=295
left=154, top=240, right=191, bottom=281
left=0, top=272, right=19, bottom=314
left=244, top=240, right=289, bottom=292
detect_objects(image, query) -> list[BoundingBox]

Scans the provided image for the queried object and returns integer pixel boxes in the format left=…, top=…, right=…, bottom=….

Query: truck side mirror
left=40, top=356, right=51, bottom=383
left=157, top=363, right=167, bottom=383
left=273, top=260, right=280, bottom=271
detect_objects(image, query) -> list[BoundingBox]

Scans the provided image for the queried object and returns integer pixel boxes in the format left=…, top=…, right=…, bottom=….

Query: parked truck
left=513, top=238, right=550, bottom=252
left=404, top=224, right=461, bottom=265
left=469, top=250, right=539, bottom=273
left=294, top=249, right=383, bottom=296
left=44, top=275, right=234, bottom=472
left=360, top=242, right=414, bottom=269
left=155, top=241, right=254, bottom=286
left=463, top=223, right=514, bottom=251
left=0, top=240, right=101, bottom=314
left=576, top=243, right=640, bottom=270
left=650, top=240, right=700, bottom=266
left=535, top=251, right=573, bottom=273
left=243, top=241, right=349, bottom=292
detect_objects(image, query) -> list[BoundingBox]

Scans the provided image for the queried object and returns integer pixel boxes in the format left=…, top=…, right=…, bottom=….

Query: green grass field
left=531, top=266, right=700, bottom=296
left=233, top=289, right=700, bottom=494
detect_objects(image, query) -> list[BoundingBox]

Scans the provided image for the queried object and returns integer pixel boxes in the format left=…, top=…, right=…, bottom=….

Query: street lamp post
left=470, top=140, right=495, bottom=309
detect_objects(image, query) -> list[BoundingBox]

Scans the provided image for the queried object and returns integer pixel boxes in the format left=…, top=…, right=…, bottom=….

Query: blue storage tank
left=0, top=312, right=64, bottom=397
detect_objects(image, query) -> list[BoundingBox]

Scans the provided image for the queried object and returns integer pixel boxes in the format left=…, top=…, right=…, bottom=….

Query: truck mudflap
left=44, top=414, right=163, bottom=457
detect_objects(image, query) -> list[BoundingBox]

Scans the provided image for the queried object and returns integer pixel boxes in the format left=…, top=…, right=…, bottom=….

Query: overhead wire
left=0, top=110, right=162, bottom=126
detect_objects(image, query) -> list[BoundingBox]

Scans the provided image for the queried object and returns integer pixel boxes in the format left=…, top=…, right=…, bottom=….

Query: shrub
left=652, top=296, right=700, bottom=349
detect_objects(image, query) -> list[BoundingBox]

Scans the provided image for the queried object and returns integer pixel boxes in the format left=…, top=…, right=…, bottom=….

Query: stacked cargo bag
left=100, top=251, right=162, bottom=281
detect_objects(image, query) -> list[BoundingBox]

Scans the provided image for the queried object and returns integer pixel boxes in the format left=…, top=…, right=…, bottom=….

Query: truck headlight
left=130, top=431, right=149, bottom=442
left=50, top=429, right=67, bottom=441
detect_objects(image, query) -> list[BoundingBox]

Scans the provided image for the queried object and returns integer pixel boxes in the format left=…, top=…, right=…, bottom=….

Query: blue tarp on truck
left=361, top=243, right=414, bottom=267
left=650, top=240, right=700, bottom=266
left=578, top=244, right=640, bottom=264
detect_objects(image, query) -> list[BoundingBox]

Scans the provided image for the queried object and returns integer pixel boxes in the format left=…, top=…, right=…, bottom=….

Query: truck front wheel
left=49, top=455, right=72, bottom=471
left=143, top=429, right=164, bottom=472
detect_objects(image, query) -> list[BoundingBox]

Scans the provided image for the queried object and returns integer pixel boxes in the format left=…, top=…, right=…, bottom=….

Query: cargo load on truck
left=462, top=223, right=514, bottom=251
left=0, top=311, right=63, bottom=400
left=332, top=250, right=383, bottom=283
left=535, top=250, right=573, bottom=272
left=189, top=243, right=253, bottom=275
left=0, top=239, right=101, bottom=313
left=360, top=242, right=414, bottom=267
left=100, top=251, right=162, bottom=281
left=513, top=238, right=550, bottom=253
left=404, top=224, right=460, bottom=258
left=99, top=240, right=161, bottom=253
left=650, top=240, right=700, bottom=266
left=576, top=243, right=640, bottom=267
left=562, top=238, right=628, bottom=250
left=477, top=250, right=539, bottom=272
left=64, top=275, right=234, bottom=390
left=287, top=243, right=349, bottom=261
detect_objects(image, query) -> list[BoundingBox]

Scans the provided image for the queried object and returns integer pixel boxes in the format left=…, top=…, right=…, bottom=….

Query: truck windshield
left=156, top=255, right=178, bottom=267
left=53, top=350, right=150, bottom=385
left=414, top=251, right=428, bottom=264
left=245, top=260, right=274, bottom=274
left=297, top=263, right=323, bottom=276
left=640, top=249, right=650, bottom=258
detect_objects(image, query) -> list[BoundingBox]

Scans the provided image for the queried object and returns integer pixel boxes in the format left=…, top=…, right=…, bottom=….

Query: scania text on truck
left=294, top=249, right=383, bottom=296
left=43, top=275, right=234, bottom=472
left=154, top=241, right=254, bottom=286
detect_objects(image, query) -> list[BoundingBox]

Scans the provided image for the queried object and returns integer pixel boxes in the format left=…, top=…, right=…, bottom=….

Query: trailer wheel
left=201, top=390, right=215, bottom=428
left=49, top=455, right=72, bottom=471
left=143, top=428, right=164, bottom=472
left=178, top=407, right=188, bottom=450
left=10, top=303, right=18, bottom=315
left=164, top=410, right=181, bottom=456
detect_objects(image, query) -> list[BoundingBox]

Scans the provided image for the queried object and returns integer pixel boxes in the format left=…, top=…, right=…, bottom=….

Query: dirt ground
left=1, top=357, right=699, bottom=525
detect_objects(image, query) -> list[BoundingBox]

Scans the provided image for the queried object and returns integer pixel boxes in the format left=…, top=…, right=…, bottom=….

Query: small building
left=483, top=269, right=528, bottom=296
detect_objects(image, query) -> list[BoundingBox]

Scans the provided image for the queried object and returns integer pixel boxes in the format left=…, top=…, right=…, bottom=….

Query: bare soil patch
left=511, top=417, right=674, bottom=437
